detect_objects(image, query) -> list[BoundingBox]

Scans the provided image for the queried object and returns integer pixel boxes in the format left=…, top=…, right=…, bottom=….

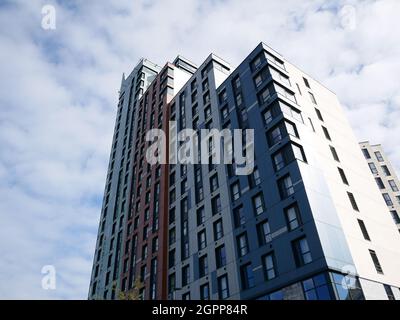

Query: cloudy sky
left=0, top=0, right=399, bottom=299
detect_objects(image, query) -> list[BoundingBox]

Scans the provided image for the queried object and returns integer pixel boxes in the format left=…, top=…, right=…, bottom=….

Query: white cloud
left=0, top=0, right=399, bottom=299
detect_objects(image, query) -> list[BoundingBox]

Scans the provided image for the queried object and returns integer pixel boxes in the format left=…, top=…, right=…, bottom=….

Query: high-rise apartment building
left=359, top=142, right=400, bottom=232
left=89, top=43, right=400, bottom=300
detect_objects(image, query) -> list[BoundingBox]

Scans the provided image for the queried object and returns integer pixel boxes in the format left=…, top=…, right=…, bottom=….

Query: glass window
left=381, top=165, right=391, bottom=176
left=234, top=205, right=245, bottom=227
left=309, top=92, right=317, bottom=104
left=199, top=255, right=208, bottom=277
left=259, top=86, right=271, bottom=104
left=213, top=219, right=224, bottom=240
left=215, top=245, right=226, bottom=268
left=197, top=206, right=205, bottom=226
left=285, top=204, right=302, bottom=231
left=218, top=275, right=229, bottom=299
left=362, top=148, right=370, bottom=159
left=369, top=250, right=383, bottom=274
left=258, top=220, right=272, bottom=245
left=237, top=233, right=249, bottom=257
left=382, top=193, right=393, bottom=206
left=322, top=126, right=331, bottom=141
left=388, top=180, right=399, bottom=192
left=241, top=263, right=255, bottom=289
left=384, top=284, right=395, bottom=300
left=390, top=210, right=400, bottom=224
left=375, top=177, right=385, bottom=189
left=231, top=182, right=241, bottom=201
left=263, top=253, right=277, bottom=280
left=198, top=230, right=207, bottom=250
left=211, top=195, right=221, bottom=215
left=347, top=192, right=359, bottom=211
left=293, top=237, right=312, bottom=267
left=357, top=219, right=371, bottom=241
left=330, top=146, right=340, bottom=162
left=338, top=167, right=349, bottom=185
left=278, top=175, right=295, bottom=199
left=221, top=106, right=229, bottom=119
left=315, top=108, right=324, bottom=121
left=374, top=151, right=384, bottom=162
left=200, top=283, right=210, bottom=300
left=210, top=174, right=219, bottom=192
left=182, top=265, right=190, bottom=286
left=303, top=77, right=310, bottom=88
left=368, top=162, right=378, bottom=174
left=252, top=193, right=265, bottom=215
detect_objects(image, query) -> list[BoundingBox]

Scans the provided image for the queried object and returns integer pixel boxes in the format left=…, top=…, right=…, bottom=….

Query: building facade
left=359, top=142, right=400, bottom=232
left=89, top=43, right=400, bottom=300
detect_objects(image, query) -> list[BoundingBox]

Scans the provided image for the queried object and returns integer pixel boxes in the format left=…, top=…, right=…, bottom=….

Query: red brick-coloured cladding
left=120, top=63, right=175, bottom=299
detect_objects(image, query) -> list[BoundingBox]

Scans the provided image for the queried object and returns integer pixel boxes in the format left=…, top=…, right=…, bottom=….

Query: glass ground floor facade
left=256, top=271, right=365, bottom=300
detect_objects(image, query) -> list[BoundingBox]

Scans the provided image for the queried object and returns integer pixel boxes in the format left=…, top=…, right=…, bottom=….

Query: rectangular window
left=218, top=275, right=229, bottom=299
left=263, top=253, right=277, bottom=280
left=198, top=230, right=207, bottom=250
left=285, top=203, right=302, bottom=231
left=347, top=192, right=359, bottom=211
left=278, top=175, right=295, bottom=199
left=215, top=245, right=226, bottom=268
left=221, top=106, right=229, bottom=119
left=197, top=206, right=205, bottom=226
left=388, top=180, right=399, bottom=192
left=258, top=86, right=271, bottom=104
left=210, top=174, right=219, bottom=192
left=357, top=219, right=371, bottom=241
left=384, top=284, right=395, bottom=300
left=211, top=195, right=222, bottom=215
left=330, top=146, right=340, bottom=162
left=199, top=255, right=208, bottom=277
left=219, top=89, right=227, bottom=104
left=374, top=151, right=384, bottom=162
left=231, top=182, right=241, bottom=201
left=272, top=143, right=306, bottom=171
left=168, top=249, right=175, bottom=268
left=362, top=148, right=371, bottom=159
left=213, top=219, right=224, bottom=240
left=375, top=177, right=385, bottom=189
left=168, top=273, right=175, bottom=294
left=241, top=263, right=255, bottom=289
left=257, top=220, right=272, bottom=245
left=182, top=265, right=190, bottom=286
left=292, top=237, right=312, bottom=267
left=390, top=210, right=400, bottom=224
left=381, top=165, right=391, bottom=176
left=200, top=283, right=210, bottom=300
left=314, top=108, right=324, bottom=121
left=252, top=193, right=265, bottom=215
left=368, top=162, right=378, bottom=174
left=169, top=227, right=176, bottom=244
left=369, top=250, right=383, bottom=274
left=382, top=193, right=393, bottom=206
left=309, top=92, right=317, bottom=104
left=250, top=167, right=261, bottom=186
left=338, top=167, right=349, bottom=185
left=204, top=106, right=211, bottom=119
left=303, top=77, right=310, bottom=88
left=182, top=292, right=190, bottom=300
left=322, top=126, right=332, bottom=141
left=234, top=205, right=245, bottom=227
left=237, top=233, right=249, bottom=257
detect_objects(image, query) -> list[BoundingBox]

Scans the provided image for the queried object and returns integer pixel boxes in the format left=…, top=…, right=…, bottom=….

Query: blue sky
left=0, top=0, right=399, bottom=299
